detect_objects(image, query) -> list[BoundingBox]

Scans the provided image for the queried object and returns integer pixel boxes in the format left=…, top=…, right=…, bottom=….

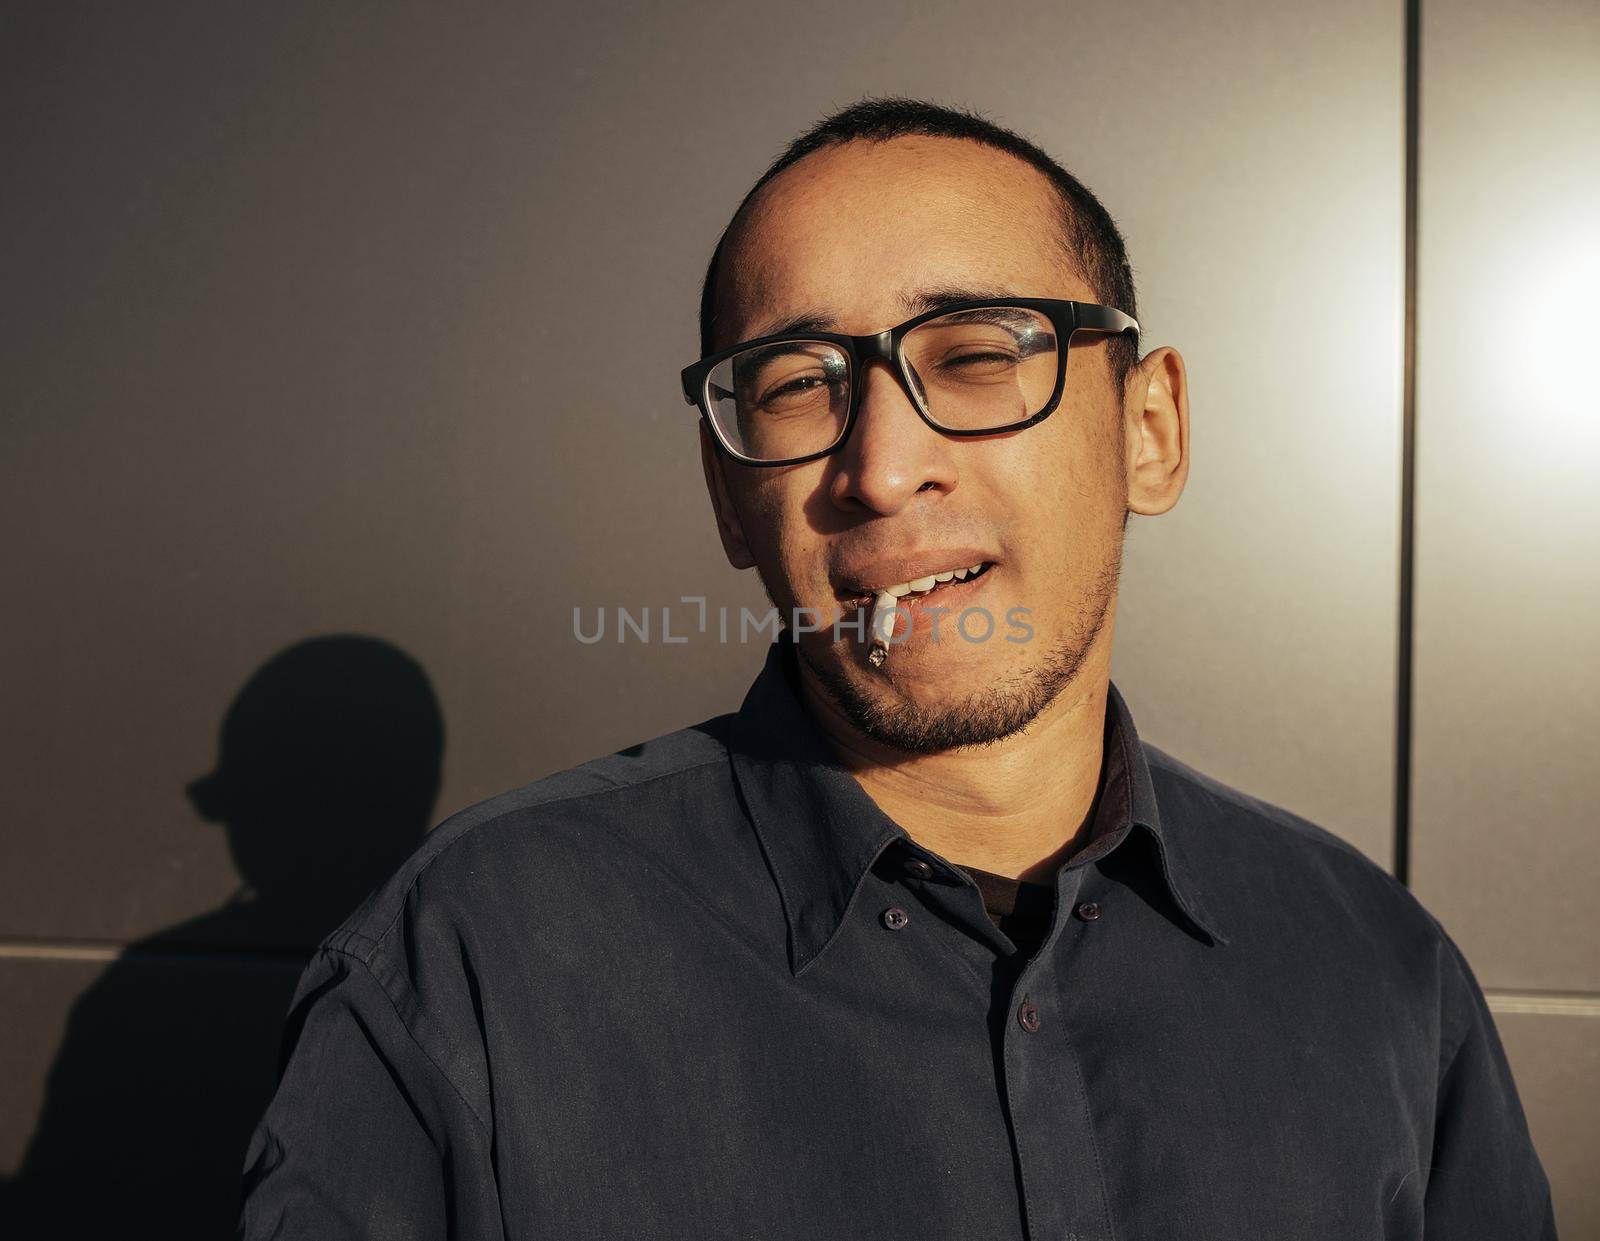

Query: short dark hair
left=697, top=96, right=1140, bottom=385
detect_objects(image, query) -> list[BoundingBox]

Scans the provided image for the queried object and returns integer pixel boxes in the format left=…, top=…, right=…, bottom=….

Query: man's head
left=699, top=98, right=1141, bottom=388
left=695, top=98, right=1189, bottom=755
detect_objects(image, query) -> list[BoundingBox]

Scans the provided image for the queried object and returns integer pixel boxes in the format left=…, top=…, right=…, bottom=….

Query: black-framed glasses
left=680, top=297, right=1138, bottom=467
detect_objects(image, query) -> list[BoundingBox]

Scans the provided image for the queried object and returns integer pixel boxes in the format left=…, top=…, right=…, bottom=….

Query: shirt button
left=1017, top=999, right=1041, bottom=1033
left=904, top=857, right=936, bottom=881
left=1075, top=900, right=1102, bottom=922
left=881, top=906, right=910, bottom=930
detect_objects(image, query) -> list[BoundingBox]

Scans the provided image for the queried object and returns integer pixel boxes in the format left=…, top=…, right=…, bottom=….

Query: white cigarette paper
left=867, top=591, right=896, bottom=667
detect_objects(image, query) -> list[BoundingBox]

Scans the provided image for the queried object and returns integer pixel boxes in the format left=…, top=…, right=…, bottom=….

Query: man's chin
left=798, top=636, right=1085, bottom=756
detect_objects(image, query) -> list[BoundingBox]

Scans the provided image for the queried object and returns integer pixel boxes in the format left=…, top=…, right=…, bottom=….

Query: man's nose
left=827, top=358, right=959, bottom=515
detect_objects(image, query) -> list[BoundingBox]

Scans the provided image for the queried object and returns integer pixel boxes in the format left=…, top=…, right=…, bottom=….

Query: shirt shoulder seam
left=321, top=942, right=495, bottom=1136
left=1144, top=743, right=1442, bottom=948
left=335, top=751, right=732, bottom=967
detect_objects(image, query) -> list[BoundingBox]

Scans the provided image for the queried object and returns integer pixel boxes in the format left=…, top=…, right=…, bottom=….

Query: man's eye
left=766, top=375, right=820, bottom=397
left=940, top=350, right=1020, bottom=371
left=756, top=373, right=838, bottom=407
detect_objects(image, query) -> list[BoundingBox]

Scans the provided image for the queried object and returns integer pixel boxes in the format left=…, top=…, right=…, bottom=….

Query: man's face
left=703, top=136, right=1150, bottom=753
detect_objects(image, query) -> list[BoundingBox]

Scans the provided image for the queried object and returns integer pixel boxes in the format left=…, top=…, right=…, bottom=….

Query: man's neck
left=796, top=651, right=1113, bottom=885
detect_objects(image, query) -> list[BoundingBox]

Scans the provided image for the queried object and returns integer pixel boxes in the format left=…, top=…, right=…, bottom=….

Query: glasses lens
left=705, top=341, right=851, bottom=462
left=900, top=307, right=1058, bottom=431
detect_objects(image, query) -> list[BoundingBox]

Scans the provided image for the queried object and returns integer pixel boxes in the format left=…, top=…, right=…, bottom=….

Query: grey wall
left=0, top=0, right=1592, bottom=1234
left=1409, top=0, right=1600, bottom=1225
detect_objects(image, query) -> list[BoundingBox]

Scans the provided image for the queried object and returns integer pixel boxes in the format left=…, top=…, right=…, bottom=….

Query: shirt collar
left=728, top=637, right=1228, bottom=977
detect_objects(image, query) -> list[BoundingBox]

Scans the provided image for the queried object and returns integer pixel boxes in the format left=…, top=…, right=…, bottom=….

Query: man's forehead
left=714, top=136, right=1084, bottom=346
left=723, top=255, right=1094, bottom=345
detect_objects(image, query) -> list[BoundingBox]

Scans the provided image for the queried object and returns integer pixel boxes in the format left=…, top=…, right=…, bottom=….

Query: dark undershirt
left=954, top=708, right=1112, bottom=961
left=956, top=864, right=1056, bottom=960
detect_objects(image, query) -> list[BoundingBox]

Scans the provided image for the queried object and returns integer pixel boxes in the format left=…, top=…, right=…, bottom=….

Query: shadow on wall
left=0, top=634, right=444, bottom=1239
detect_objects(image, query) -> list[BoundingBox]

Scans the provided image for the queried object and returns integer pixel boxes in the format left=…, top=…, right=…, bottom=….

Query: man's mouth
left=836, top=560, right=997, bottom=610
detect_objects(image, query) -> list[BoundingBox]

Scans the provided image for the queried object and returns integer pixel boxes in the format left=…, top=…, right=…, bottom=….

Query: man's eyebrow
left=749, top=310, right=839, bottom=338
left=899, top=286, right=1017, bottom=317
left=746, top=286, right=1019, bottom=341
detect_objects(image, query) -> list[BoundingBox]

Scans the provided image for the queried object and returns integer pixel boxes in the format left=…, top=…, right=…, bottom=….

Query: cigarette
left=867, top=591, right=896, bottom=667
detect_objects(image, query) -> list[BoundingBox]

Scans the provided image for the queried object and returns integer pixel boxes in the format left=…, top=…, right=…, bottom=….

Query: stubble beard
left=798, top=544, right=1123, bottom=756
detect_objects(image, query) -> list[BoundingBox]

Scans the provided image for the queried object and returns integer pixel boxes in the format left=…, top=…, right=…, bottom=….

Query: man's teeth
left=875, top=562, right=986, bottom=601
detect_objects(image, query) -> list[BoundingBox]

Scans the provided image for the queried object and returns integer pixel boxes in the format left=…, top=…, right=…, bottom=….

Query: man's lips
left=833, top=549, right=1000, bottom=605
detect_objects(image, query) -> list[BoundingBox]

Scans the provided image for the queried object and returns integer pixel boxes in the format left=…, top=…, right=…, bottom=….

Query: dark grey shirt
left=239, top=637, right=1555, bottom=1239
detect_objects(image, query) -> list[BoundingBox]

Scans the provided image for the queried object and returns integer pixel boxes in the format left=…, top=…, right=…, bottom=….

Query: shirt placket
left=1002, top=863, right=1116, bottom=1241
left=907, top=855, right=1117, bottom=1241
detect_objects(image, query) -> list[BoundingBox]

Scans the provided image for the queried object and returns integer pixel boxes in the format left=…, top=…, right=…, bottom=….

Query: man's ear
left=1123, top=346, right=1190, bottom=518
left=698, top=423, right=757, bottom=569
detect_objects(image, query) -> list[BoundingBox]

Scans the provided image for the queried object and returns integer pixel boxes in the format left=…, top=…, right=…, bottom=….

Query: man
left=238, top=99, right=1555, bottom=1239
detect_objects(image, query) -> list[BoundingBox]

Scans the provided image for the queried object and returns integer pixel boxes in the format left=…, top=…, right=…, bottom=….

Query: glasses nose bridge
left=848, top=327, right=925, bottom=425
left=853, top=327, right=901, bottom=376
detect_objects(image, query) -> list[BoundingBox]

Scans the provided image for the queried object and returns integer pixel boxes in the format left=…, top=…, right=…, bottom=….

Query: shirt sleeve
left=1423, top=930, right=1559, bottom=1240
left=236, top=945, right=503, bottom=1240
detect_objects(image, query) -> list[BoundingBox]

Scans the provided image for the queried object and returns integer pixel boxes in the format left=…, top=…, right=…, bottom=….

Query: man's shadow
left=0, top=634, right=443, bottom=1239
